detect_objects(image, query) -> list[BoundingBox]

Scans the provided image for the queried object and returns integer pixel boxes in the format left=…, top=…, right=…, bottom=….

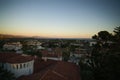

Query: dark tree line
left=80, top=26, right=120, bottom=80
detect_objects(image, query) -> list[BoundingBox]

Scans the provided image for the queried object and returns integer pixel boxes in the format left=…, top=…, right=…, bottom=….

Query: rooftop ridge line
left=52, top=70, right=68, bottom=80
left=39, top=69, right=51, bottom=80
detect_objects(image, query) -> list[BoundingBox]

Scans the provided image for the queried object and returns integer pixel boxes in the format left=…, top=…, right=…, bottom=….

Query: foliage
left=0, top=67, right=16, bottom=80
left=80, top=26, right=120, bottom=80
left=22, top=43, right=42, bottom=59
left=23, top=48, right=42, bottom=59
left=113, top=26, right=120, bottom=41
left=92, top=31, right=112, bottom=42
left=69, top=45, right=76, bottom=52
left=34, top=51, right=42, bottom=58
left=62, top=51, right=70, bottom=61
left=79, top=61, right=93, bottom=80
left=90, top=26, right=120, bottom=80
left=48, top=42, right=58, bottom=48
left=114, top=26, right=120, bottom=35
left=26, top=51, right=42, bottom=59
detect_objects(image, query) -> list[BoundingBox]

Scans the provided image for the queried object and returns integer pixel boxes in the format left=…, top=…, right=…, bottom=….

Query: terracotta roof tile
left=41, top=49, right=62, bottom=58
left=53, top=61, right=80, bottom=80
left=17, top=60, right=80, bottom=80
left=0, top=53, right=34, bottom=63
left=40, top=70, right=68, bottom=80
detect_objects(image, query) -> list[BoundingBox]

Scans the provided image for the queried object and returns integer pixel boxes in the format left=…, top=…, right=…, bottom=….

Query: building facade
left=3, top=42, right=22, bottom=51
left=0, top=53, right=34, bottom=78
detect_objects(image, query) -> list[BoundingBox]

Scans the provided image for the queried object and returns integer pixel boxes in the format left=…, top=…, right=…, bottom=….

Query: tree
left=92, top=31, right=112, bottom=42
left=79, top=27, right=120, bottom=80
left=114, top=26, right=120, bottom=35
left=26, top=50, right=42, bottom=59
left=92, top=34, right=98, bottom=40
left=89, top=27, right=120, bottom=80
left=34, top=51, right=42, bottom=59
left=62, top=51, right=70, bottom=61
left=0, top=67, right=15, bottom=80
left=113, top=26, right=120, bottom=41
left=69, top=45, right=76, bottom=52
left=98, top=31, right=111, bottom=41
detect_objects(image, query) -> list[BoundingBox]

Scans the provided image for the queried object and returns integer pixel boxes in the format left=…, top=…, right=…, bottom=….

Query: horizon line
left=0, top=33, right=91, bottom=39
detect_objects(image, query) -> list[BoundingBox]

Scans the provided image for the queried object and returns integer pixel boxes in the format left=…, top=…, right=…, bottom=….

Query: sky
left=0, top=0, right=120, bottom=38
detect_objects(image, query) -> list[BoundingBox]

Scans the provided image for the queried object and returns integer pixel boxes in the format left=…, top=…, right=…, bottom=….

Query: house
left=0, top=52, right=80, bottom=80
left=25, top=40, right=44, bottom=50
left=3, top=42, right=22, bottom=51
left=69, top=48, right=88, bottom=65
left=0, top=53, right=34, bottom=78
left=41, top=48, right=62, bottom=61
left=26, top=40, right=41, bottom=46
left=70, top=48, right=87, bottom=58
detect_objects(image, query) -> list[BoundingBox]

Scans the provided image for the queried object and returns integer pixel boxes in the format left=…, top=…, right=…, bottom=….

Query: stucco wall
left=1, top=60, right=34, bottom=78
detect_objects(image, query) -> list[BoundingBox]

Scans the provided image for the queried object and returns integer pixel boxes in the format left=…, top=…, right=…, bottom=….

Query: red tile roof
left=41, top=49, right=62, bottom=58
left=52, top=61, right=80, bottom=80
left=0, top=53, right=34, bottom=63
left=40, top=70, right=68, bottom=80
left=17, top=60, right=81, bottom=80
left=34, top=59, right=57, bottom=73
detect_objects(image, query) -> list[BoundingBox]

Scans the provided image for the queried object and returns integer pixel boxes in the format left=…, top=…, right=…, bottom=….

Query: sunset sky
left=0, top=0, right=120, bottom=38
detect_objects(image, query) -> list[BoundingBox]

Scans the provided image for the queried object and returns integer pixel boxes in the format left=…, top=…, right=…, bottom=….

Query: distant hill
left=0, top=34, right=92, bottom=40
left=0, top=34, right=49, bottom=40
left=0, top=34, right=27, bottom=39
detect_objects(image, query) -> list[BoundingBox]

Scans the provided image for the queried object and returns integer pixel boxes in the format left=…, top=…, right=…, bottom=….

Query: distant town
left=0, top=34, right=95, bottom=80
left=0, top=26, right=120, bottom=80
left=0, top=0, right=120, bottom=80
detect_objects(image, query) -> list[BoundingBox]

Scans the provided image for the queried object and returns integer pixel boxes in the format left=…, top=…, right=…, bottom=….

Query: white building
left=42, top=56, right=62, bottom=61
left=0, top=53, right=34, bottom=78
left=69, top=48, right=88, bottom=65
left=26, top=40, right=41, bottom=46
left=37, top=45, right=45, bottom=50
left=70, top=49, right=87, bottom=57
left=89, top=41, right=97, bottom=46
left=3, top=42, right=22, bottom=51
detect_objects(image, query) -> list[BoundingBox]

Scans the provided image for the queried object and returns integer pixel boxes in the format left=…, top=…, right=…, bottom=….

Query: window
left=13, top=64, right=16, bottom=69
left=16, top=64, right=20, bottom=69
left=16, top=64, right=18, bottom=69
left=24, top=64, right=26, bottom=68
left=27, top=63, right=29, bottom=67
left=20, top=64, right=22, bottom=69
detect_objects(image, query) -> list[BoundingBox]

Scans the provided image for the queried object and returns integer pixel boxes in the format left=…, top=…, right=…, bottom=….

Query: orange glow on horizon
left=0, top=27, right=91, bottom=38
left=0, top=31, right=91, bottom=38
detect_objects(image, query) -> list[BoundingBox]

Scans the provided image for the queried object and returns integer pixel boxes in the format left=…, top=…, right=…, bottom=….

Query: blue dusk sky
left=0, top=0, right=120, bottom=38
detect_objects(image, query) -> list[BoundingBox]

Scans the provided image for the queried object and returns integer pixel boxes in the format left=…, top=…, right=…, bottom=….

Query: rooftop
left=41, top=49, right=62, bottom=58
left=0, top=53, right=34, bottom=63
left=17, top=59, right=80, bottom=80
